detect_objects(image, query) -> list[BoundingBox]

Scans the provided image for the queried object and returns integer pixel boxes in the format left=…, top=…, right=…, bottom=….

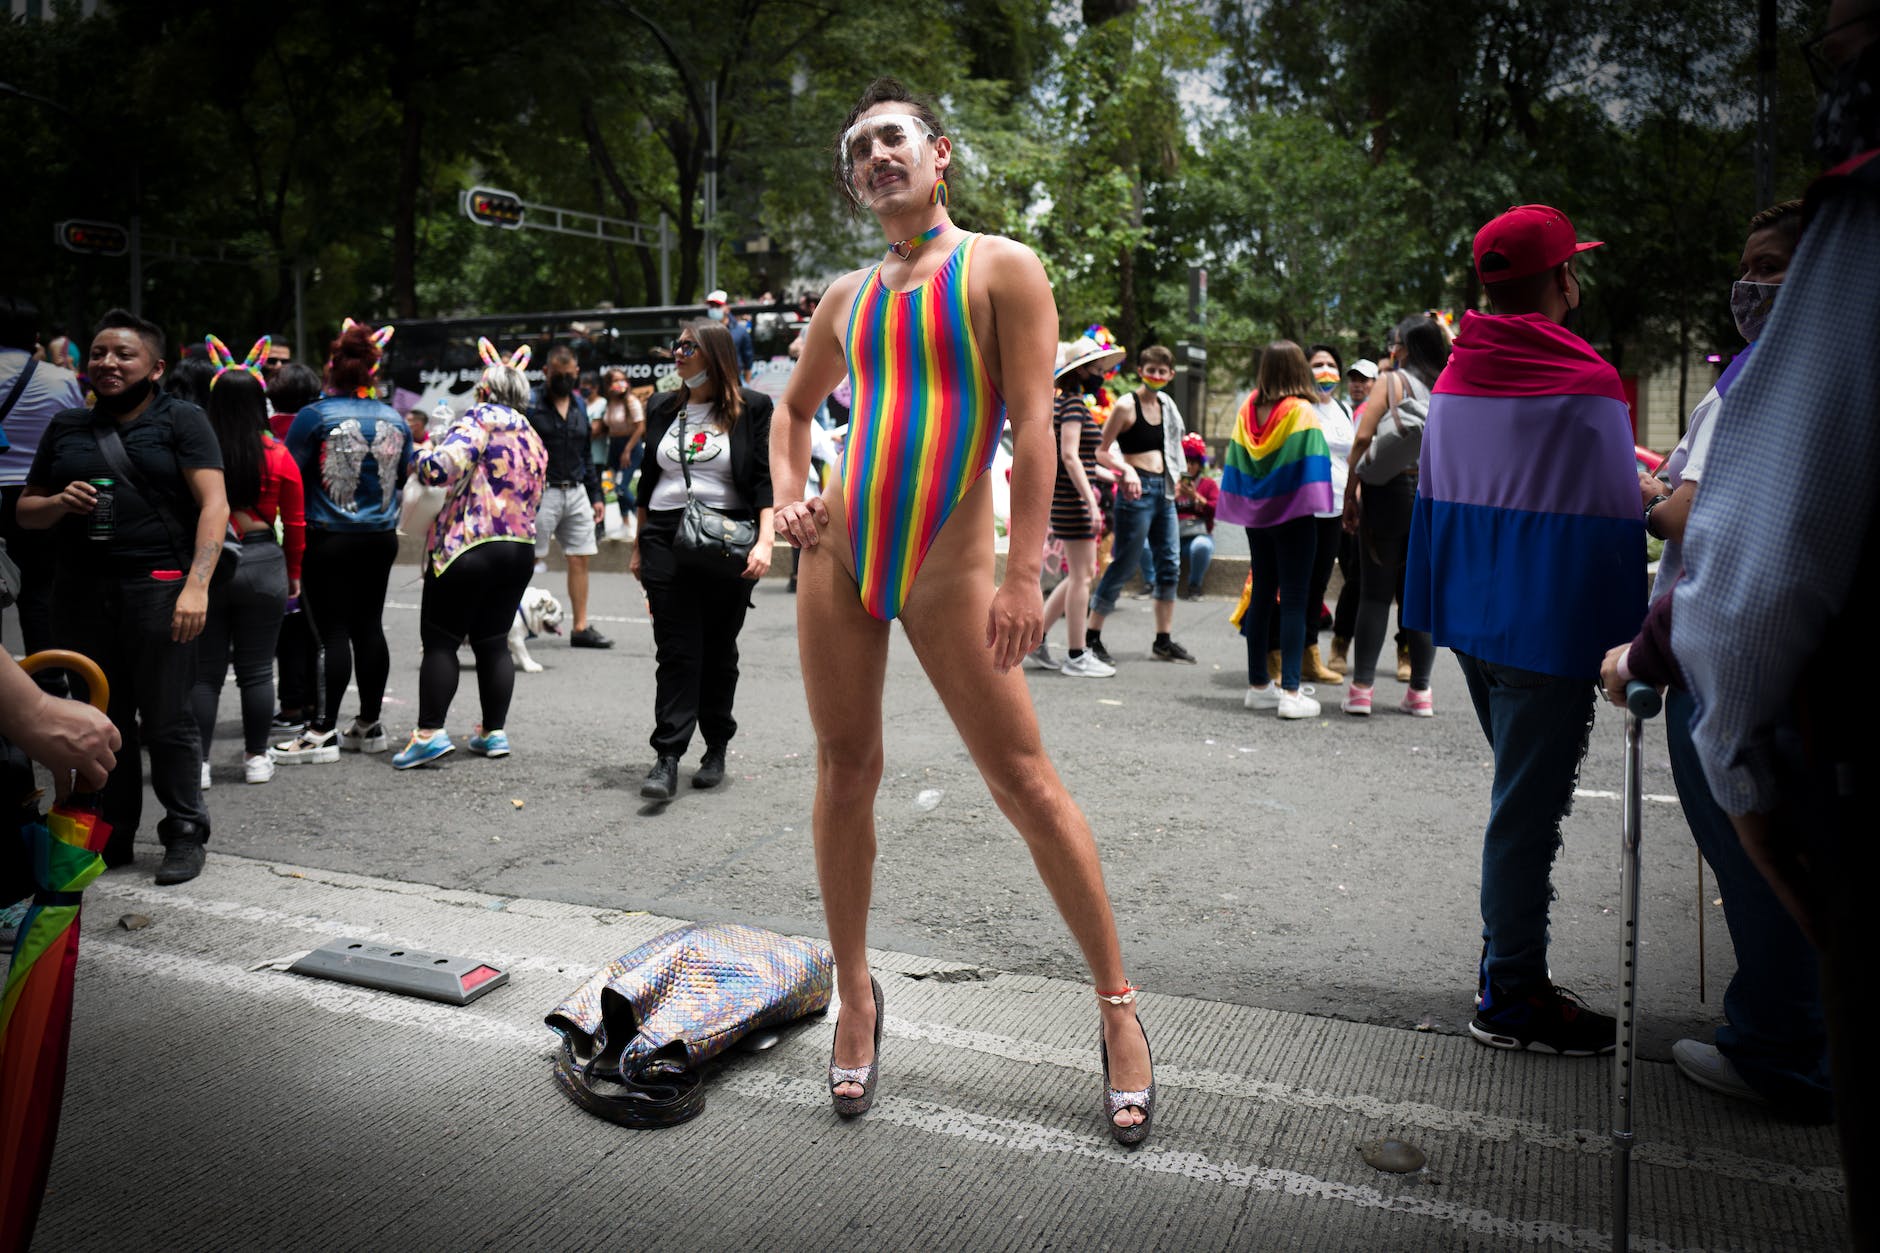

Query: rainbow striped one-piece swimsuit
left=841, top=234, right=1006, bottom=621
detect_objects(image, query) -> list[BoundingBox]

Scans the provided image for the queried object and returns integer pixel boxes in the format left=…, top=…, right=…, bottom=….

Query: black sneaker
left=1470, top=981, right=1615, bottom=1056
left=693, top=747, right=727, bottom=789
left=571, top=625, right=614, bottom=649
left=640, top=755, right=679, bottom=800
left=1152, top=638, right=1196, bottom=664
left=1086, top=637, right=1115, bottom=667
left=155, top=840, right=207, bottom=886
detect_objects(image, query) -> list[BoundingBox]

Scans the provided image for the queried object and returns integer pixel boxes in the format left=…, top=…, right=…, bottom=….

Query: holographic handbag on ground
left=546, top=923, right=834, bottom=1128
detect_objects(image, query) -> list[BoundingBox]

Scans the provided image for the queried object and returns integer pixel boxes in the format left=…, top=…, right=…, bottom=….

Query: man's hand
left=592, top=500, right=606, bottom=526
left=1599, top=643, right=1633, bottom=707
left=56, top=479, right=99, bottom=516
left=172, top=583, right=208, bottom=642
left=14, top=690, right=121, bottom=796
left=773, top=497, right=830, bottom=549
left=986, top=578, right=1043, bottom=674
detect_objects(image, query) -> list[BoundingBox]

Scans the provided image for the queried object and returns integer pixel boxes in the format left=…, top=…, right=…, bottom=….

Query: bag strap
left=551, top=1037, right=705, bottom=1128
left=0, top=359, right=37, bottom=427
left=92, top=415, right=193, bottom=566
left=674, top=406, right=697, bottom=501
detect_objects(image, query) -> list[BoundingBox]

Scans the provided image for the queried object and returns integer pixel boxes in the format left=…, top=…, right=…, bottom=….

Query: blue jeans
left=1091, top=473, right=1177, bottom=616
left=1456, top=651, right=1594, bottom=995
left=1239, top=517, right=1317, bottom=689
left=1141, top=532, right=1214, bottom=590
left=1665, top=688, right=1831, bottom=1116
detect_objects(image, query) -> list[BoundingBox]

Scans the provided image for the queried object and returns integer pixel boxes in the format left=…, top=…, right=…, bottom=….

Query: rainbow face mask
left=1312, top=367, right=1339, bottom=397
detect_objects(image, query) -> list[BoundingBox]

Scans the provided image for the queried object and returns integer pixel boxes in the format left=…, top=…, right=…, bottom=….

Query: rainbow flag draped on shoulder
left=1217, top=394, right=1334, bottom=528
left=1403, top=311, right=1646, bottom=679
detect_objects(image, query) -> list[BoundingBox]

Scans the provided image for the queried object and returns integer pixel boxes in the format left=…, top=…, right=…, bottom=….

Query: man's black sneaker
left=155, top=840, right=207, bottom=886
left=640, top=755, right=679, bottom=800
left=1152, top=638, right=1196, bottom=664
left=693, top=747, right=727, bottom=789
left=1470, top=981, right=1616, bottom=1056
left=1086, top=638, right=1115, bottom=666
left=571, top=625, right=614, bottom=649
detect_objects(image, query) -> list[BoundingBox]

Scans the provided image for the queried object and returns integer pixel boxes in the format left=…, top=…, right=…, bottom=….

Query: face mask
left=1813, top=36, right=1880, bottom=165
left=1312, top=368, right=1339, bottom=397
left=683, top=369, right=710, bottom=390
left=1142, top=377, right=1169, bottom=391
left=1080, top=373, right=1104, bottom=396
left=548, top=373, right=574, bottom=398
left=1730, top=280, right=1781, bottom=342
left=706, top=307, right=726, bottom=323
left=94, top=375, right=155, bottom=417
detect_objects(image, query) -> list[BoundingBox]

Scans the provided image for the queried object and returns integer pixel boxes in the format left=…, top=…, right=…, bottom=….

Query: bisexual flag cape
left=1404, top=311, right=1646, bottom=679
left=1217, top=394, right=1334, bottom=528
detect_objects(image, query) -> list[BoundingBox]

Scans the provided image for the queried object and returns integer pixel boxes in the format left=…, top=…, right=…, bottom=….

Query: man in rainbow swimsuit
left=771, top=77, right=1155, bottom=1145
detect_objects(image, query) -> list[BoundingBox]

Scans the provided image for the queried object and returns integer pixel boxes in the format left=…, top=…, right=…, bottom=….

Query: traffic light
left=463, top=187, right=525, bottom=229
left=54, top=219, right=130, bottom=256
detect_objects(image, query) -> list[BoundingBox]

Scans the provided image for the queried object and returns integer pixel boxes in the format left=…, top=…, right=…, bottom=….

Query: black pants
left=641, top=513, right=755, bottom=759
left=417, top=541, right=534, bottom=731
left=1270, top=515, right=1341, bottom=644
left=54, top=567, right=209, bottom=862
left=1241, top=515, right=1317, bottom=690
left=300, top=528, right=399, bottom=733
left=190, top=535, right=289, bottom=757
left=1, top=485, right=63, bottom=694
left=275, top=599, right=318, bottom=719
left=1331, top=527, right=1362, bottom=640
left=1352, top=474, right=1434, bottom=688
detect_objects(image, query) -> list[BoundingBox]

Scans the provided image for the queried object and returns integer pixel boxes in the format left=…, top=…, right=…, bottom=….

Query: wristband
left=1644, top=493, right=1670, bottom=539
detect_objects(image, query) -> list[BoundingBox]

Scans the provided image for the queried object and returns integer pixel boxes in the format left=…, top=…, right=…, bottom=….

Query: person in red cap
left=1404, top=203, right=1646, bottom=1058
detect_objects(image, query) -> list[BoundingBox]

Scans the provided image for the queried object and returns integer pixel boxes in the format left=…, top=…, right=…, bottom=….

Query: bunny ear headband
left=341, top=316, right=397, bottom=351
left=206, top=334, right=271, bottom=391
left=477, top=336, right=532, bottom=371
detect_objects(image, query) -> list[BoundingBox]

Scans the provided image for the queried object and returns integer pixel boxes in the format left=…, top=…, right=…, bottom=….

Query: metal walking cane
left=1612, top=679, right=1661, bottom=1253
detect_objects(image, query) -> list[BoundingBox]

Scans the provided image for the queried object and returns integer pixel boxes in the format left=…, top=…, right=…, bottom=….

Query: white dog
left=508, top=587, right=566, bottom=673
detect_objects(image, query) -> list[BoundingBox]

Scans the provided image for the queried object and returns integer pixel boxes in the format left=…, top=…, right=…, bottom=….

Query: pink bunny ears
left=206, top=334, right=271, bottom=390
left=342, top=316, right=396, bottom=351
left=478, top=337, right=531, bottom=371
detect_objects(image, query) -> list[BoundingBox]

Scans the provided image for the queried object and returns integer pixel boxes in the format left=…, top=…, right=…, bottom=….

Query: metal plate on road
left=289, top=938, right=508, bottom=1006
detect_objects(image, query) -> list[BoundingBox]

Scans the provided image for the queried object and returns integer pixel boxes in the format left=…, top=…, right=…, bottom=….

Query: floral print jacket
left=415, top=402, right=548, bottom=575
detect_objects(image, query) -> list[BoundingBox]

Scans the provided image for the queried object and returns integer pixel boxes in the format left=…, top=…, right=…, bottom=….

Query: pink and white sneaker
left=1341, top=683, right=1373, bottom=716
left=1400, top=687, right=1434, bottom=717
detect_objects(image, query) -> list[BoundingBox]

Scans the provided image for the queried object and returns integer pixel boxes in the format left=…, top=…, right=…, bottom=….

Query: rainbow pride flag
left=1404, top=311, right=1646, bottom=679
left=1217, top=394, right=1333, bottom=528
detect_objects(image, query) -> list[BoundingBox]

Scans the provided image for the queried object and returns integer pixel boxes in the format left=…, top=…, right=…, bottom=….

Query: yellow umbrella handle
left=20, top=649, right=110, bottom=713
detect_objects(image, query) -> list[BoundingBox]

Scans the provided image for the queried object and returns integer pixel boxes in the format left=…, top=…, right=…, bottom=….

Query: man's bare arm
left=772, top=272, right=862, bottom=548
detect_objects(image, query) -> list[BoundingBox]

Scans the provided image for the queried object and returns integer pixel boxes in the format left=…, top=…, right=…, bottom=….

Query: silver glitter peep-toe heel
left=829, top=975, right=885, bottom=1117
left=1097, top=984, right=1155, bottom=1147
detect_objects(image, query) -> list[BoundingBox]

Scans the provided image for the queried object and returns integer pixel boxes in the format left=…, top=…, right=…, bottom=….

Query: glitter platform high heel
left=1098, top=985, right=1155, bottom=1148
left=829, top=975, right=884, bottom=1117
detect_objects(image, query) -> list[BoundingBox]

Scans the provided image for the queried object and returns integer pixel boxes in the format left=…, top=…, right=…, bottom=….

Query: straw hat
left=1054, top=334, right=1126, bottom=380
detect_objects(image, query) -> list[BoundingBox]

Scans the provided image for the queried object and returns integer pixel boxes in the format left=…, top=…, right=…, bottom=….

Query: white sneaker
left=1671, top=1039, right=1765, bottom=1105
left=1025, top=641, right=1062, bottom=670
left=339, top=719, right=391, bottom=753
left=244, top=754, right=275, bottom=784
left=200, top=761, right=213, bottom=790
left=270, top=727, right=340, bottom=764
left=1277, top=689, right=1322, bottom=719
left=1244, top=684, right=1282, bottom=710
left=1060, top=650, right=1116, bottom=678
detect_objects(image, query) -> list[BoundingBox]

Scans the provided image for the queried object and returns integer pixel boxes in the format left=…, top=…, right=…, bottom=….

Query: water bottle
left=87, top=477, right=115, bottom=542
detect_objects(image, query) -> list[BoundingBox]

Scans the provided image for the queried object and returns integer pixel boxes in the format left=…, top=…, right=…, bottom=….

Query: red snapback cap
left=1473, top=204, right=1604, bottom=282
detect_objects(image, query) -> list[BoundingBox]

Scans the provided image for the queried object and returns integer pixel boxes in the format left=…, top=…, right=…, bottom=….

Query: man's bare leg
left=900, top=483, right=1150, bottom=1125
left=567, top=553, right=591, bottom=632
left=795, top=494, right=891, bottom=1099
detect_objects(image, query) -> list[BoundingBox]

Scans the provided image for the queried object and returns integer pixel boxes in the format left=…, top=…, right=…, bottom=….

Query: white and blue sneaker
left=467, top=728, right=511, bottom=758
left=392, top=729, right=455, bottom=770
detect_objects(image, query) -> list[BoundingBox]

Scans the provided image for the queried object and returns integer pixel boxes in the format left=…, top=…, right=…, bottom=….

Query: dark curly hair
left=325, top=322, right=382, bottom=396
left=834, top=77, right=947, bottom=214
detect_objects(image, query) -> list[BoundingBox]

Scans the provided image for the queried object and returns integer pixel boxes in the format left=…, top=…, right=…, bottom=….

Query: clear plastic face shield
left=840, top=112, right=936, bottom=208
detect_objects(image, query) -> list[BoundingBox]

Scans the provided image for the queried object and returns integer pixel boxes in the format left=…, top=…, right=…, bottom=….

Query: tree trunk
left=581, top=100, right=660, bottom=303
left=392, top=96, right=422, bottom=318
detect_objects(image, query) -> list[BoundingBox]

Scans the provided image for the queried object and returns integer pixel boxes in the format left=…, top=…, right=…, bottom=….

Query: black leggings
left=1270, top=515, right=1341, bottom=643
left=1352, top=474, right=1435, bottom=688
left=300, top=528, right=400, bottom=733
left=417, top=541, right=534, bottom=731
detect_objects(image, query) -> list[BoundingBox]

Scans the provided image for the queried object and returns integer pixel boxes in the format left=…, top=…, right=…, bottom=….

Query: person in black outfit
left=17, top=309, right=230, bottom=884
left=630, top=321, right=775, bottom=800
left=527, top=345, right=611, bottom=649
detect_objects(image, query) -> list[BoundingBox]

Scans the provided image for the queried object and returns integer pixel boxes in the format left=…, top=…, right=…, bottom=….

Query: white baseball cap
left=1347, top=359, right=1379, bottom=380
left=705, top=290, right=729, bottom=306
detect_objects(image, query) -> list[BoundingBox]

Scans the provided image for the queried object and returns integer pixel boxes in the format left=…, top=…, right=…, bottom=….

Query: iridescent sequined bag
left=546, top=923, right=834, bottom=1128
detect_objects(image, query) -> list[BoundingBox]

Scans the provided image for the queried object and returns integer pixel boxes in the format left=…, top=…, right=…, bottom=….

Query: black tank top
left=1115, top=392, right=1163, bottom=455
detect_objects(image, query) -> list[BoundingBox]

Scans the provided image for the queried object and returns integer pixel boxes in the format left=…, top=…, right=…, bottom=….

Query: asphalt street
left=7, top=565, right=1849, bottom=1250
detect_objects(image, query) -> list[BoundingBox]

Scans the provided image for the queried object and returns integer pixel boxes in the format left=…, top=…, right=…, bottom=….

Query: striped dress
left=1216, top=394, right=1334, bottom=529
left=1048, top=390, right=1101, bottom=540
left=840, top=234, right=1007, bottom=621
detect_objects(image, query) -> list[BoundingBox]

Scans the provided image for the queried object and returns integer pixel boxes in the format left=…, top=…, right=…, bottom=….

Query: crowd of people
left=1, top=15, right=1873, bottom=1219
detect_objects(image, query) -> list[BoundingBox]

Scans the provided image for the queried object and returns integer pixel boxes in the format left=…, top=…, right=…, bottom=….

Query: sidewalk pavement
left=37, top=853, right=1844, bottom=1251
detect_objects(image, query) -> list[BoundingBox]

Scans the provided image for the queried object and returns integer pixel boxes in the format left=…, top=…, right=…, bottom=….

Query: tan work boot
left=1328, top=636, right=1349, bottom=676
left=1267, top=650, right=1282, bottom=683
left=1304, top=644, right=1342, bottom=684
left=1396, top=642, right=1413, bottom=683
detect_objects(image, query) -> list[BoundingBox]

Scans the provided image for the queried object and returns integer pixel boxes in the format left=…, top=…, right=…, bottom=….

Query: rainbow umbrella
left=1, top=650, right=112, bottom=1253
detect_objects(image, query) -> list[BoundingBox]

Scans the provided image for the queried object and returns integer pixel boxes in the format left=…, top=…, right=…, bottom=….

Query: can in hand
left=87, top=477, right=115, bottom=542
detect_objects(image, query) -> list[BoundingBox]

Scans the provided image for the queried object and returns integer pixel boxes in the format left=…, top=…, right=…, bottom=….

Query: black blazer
left=638, top=387, right=775, bottom=513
